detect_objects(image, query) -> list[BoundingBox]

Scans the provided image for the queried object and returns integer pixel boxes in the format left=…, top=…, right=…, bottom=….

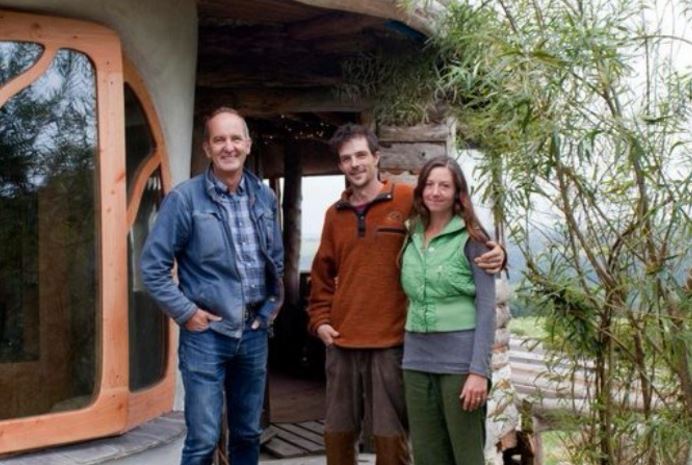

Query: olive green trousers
left=403, top=370, right=486, bottom=465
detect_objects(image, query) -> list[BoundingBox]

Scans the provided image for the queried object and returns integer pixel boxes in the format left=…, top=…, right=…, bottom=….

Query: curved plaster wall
left=0, top=0, right=197, bottom=183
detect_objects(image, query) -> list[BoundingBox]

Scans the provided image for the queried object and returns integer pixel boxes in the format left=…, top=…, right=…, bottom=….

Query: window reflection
left=124, top=85, right=154, bottom=201
left=128, top=170, right=166, bottom=390
left=0, top=48, right=97, bottom=419
left=0, top=41, right=44, bottom=86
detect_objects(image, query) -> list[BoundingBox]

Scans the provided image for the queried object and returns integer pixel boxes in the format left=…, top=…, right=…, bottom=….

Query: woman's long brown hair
left=411, top=156, right=490, bottom=244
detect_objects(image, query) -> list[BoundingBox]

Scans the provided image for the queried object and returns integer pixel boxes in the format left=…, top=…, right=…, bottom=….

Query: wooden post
left=269, top=177, right=282, bottom=225
left=282, top=143, right=302, bottom=313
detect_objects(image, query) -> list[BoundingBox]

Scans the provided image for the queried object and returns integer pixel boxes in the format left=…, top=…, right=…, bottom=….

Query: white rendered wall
left=0, top=0, right=198, bottom=183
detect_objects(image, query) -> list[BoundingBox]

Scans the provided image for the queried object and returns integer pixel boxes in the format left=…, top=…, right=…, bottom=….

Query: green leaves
left=346, top=0, right=692, bottom=462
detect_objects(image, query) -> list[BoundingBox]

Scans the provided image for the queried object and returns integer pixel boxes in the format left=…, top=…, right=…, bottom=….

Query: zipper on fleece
left=336, top=191, right=393, bottom=238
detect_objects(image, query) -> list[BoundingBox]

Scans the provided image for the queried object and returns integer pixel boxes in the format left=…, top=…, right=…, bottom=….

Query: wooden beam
left=287, top=12, right=383, bottom=40
left=292, top=0, right=444, bottom=34
left=294, top=0, right=407, bottom=20
left=378, top=142, right=447, bottom=172
left=196, top=16, right=423, bottom=90
left=195, top=87, right=367, bottom=116
left=379, top=120, right=455, bottom=142
left=196, top=55, right=342, bottom=88
left=200, top=23, right=380, bottom=56
left=311, top=33, right=378, bottom=53
left=198, top=0, right=329, bottom=25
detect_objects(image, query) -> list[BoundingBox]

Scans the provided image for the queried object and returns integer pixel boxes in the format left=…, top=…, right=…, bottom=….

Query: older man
left=141, top=107, right=283, bottom=465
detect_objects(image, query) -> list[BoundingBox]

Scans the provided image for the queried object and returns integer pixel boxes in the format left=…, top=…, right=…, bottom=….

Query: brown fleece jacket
left=308, top=181, right=413, bottom=348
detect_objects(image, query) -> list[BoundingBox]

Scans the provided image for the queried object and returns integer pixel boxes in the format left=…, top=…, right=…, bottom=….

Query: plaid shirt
left=212, top=174, right=267, bottom=305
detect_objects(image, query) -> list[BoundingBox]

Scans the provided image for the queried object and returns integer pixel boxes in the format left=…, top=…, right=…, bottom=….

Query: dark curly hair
left=328, top=123, right=379, bottom=156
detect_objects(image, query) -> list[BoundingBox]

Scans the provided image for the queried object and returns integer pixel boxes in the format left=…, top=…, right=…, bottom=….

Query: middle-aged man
left=140, top=107, right=283, bottom=465
left=308, top=123, right=505, bottom=465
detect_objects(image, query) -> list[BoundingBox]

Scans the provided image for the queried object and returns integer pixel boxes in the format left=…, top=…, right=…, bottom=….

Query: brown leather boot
left=324, top=431, right=358, bottom=465
left=374, top=435, right=411, bottom=465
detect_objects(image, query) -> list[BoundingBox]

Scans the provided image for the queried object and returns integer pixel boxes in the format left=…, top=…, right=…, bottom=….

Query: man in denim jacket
left=141, top=107, right=283, bottom=465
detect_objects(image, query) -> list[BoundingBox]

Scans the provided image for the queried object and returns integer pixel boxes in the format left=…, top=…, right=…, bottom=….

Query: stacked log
left=485, top=278, right=521, bottom=464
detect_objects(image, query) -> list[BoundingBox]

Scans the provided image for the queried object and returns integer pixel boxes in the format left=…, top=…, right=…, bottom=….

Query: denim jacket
left=140, top=166, right=284, bottom=339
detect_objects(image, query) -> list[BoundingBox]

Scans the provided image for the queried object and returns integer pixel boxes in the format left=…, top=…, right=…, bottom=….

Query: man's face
left=337, top=136, right=380, bottom=190
left=203, top=112, right=252, bottom=178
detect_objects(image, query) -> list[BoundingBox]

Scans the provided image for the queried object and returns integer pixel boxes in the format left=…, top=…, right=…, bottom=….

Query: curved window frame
left=0, top=10, right=174, bottom=453
left=122, top=57, right=176, bottom=429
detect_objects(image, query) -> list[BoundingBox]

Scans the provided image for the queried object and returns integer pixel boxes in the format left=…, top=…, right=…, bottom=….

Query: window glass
left=0, top=48, right=97, bottom=420
left=127, top=169, right=166, bottom=390
left=124, top=85, right=154, bottom=201
left=0, top=41, right=44, bottom=86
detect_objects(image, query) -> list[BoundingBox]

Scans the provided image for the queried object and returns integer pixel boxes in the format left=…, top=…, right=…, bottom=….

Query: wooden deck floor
left=264, top=369, right=326, bottom=459
left=263, top=420, right=326, bottom=458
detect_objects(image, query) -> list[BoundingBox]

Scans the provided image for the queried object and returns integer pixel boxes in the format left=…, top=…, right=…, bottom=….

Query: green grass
left=508, top=316, right=547, bottom=339
left=542, top=431, right=572, bottom=465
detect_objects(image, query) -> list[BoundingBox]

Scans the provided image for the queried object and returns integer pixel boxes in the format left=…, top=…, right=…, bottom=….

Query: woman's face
left=423, top=166, right=456, bottom=216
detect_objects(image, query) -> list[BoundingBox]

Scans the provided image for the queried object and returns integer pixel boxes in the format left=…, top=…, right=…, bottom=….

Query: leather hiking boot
left=374, top=434, right=411, bottom=465
left=324, top=431, right=358, bottom=465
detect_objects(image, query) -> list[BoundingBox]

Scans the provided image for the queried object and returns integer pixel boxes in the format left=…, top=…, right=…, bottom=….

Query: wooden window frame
left=122, top=57, right=176, bottom=429
left=0, top=9, right=174, bottom=454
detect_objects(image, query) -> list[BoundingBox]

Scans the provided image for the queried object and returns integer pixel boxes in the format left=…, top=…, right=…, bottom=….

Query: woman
left=400, top=156, right=496, bottom=465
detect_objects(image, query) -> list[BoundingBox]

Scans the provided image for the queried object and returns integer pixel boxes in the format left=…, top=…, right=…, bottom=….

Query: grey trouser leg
left=324, top=346, right=410, bottom=465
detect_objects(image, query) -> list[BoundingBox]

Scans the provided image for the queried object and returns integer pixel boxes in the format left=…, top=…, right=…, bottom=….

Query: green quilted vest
left=401, top=216, right=476, bottom=332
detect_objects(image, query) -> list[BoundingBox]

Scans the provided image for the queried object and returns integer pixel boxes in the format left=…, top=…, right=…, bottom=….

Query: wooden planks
left=276, top=423, right=325, bottom=445
left=262, top=420, right=326, bottom=458
left=297, top=420, right=325, bottom=435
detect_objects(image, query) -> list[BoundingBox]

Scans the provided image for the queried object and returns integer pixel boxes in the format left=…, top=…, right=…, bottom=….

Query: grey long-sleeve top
left=402, top=239, right=496, bottom=378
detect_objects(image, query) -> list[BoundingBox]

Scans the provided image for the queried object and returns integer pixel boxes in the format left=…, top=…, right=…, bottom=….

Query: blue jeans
left=178, top=323, right=268, bottom=465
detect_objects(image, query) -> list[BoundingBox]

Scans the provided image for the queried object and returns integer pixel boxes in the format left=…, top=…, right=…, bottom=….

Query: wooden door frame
left=122, top=56, right=176, bottom=429
left=0, top=9, right=174, bottom=453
